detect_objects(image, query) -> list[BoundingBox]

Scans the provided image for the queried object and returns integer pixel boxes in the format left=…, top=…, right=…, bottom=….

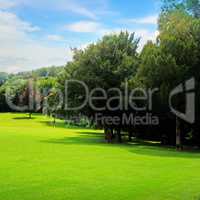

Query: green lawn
left=0, top=113, right=200, bottom=200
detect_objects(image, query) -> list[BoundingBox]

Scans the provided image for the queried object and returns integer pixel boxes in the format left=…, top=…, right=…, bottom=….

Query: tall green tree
left=162, top=0, right=200, bottom=18
left=60, top=31, right=139, bottom=110
left=132, top=8, right=200, bottom=147
left=186, top=0, right=200, bottom=18
left=59, top=32, right=139, bottom=140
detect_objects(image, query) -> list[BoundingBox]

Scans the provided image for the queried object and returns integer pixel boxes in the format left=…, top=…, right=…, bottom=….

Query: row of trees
left=0, top=0, right=200, bottom=148
left=57, top=0, right=200, bottom=147
left=0, top=66, right=63, bottom=115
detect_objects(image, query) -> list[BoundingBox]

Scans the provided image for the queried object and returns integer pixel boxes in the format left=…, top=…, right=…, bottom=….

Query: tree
left=161, top=0, right=185, bottom=12
left=185, top=0, right=200, bottom=17
left=23, top=78, right=40, bottom=119
left=45, top=88, right=63, bottom=125
left=4, top=78, right=27, bottom=111
left=132, top=7, right=200, bottom=147
left=161, top=0, right=200, bottom=18
left=3, top=78, right=40, bottom=118
left=59, top=32, right=139, bottom=142
left=130, top=41, right=179, bottom=145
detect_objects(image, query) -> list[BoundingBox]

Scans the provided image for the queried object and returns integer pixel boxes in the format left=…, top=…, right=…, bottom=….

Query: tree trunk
left=110, top=128, right=114, bottom=140
left=117, top=128, right=122, bottom=143
left=176, top=117, right=182, bottom=150
left=105, top=128, right=112, bottom=143
left=53, top=117, right=56, bottom=127
left=29, top=112, right=32, bottom=119
left=128, top=130, right=133, bottom=142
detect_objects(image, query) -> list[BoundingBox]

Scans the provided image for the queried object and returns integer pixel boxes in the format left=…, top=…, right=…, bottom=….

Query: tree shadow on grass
left=76, top=131, right=103, bottom=137
left=126, top=140, right=200, bottom=159
left=38, top=119, right=200, bottom=159
left=39, top=120, right=95, bottom=130
left=40, top=132, right=200, bottom=159
left=40, top=120, right=66, bottom=128
left=13, top=117, right=35, bottom=120
left=41, top=135, right=105, bottom=146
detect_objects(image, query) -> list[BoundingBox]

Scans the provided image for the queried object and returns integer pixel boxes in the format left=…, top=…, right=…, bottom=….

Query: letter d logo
left=169, top=78, right=195, bottom=124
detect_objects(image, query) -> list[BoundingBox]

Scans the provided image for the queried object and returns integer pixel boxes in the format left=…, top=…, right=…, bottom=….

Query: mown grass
left=0, top=113, right=200, bottom=200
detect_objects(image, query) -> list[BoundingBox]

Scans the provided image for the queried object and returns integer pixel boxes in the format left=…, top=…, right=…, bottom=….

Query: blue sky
left=0, top=0, right=161, bottom=73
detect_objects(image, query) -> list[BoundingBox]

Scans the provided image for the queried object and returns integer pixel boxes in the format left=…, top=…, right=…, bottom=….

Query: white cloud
left=63, top=3, right=97, bottom=20
left=121, top=15, right=158, bottom=25
left=65, top=21, right=122, bottom=35
left=47, top=34, right=64, bottom=42
left=0, top=10, right=72, bottom=73
left=0, top=10, right=40, bottom=33
left=0, top=2, right=160, bottom=73
left=11, top=0, right=116, bottom=19
left=65, top=19, right=159, bottom=51
left=8, top=0, right=97, bottom=19
left=65, top=21, right=101, bottom=33
left=0, top=0, right=16, bottom=9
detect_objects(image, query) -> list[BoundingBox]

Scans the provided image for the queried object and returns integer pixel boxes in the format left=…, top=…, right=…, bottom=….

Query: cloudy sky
left=0, top=0, right=161, bottom=73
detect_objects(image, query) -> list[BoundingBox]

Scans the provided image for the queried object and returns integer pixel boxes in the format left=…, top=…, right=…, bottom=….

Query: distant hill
left=14, top=66, right=65, bottom=79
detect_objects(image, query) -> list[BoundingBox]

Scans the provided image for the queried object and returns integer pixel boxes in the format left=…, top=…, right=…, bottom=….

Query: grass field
left=0, top=113, right=200, bottom=200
